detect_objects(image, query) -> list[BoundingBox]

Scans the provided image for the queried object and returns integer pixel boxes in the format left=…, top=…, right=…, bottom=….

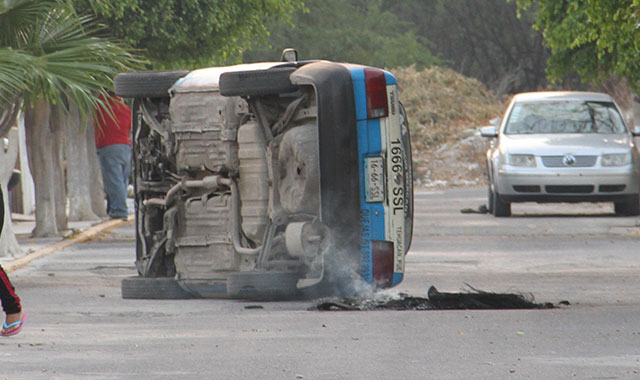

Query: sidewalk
left=1, top=213, right=134, bottom=273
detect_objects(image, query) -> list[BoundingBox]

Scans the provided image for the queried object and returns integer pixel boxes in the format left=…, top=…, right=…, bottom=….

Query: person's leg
left=97, top=144, right=130, bottom=219
left=0, top=264, right=23, bottom=335
left=121, top=144, right=131, bottom=206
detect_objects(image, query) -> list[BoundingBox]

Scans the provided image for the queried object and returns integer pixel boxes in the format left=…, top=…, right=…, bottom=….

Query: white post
left=17, top=113, right=35, bottom=216
left=0, top=127, right=23, bottom=256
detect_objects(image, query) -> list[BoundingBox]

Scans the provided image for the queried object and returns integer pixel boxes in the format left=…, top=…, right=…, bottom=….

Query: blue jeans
left=97, top=144, right=131, bottom=219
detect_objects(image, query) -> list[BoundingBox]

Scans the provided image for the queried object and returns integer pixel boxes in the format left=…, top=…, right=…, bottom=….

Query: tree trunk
left=86, top=120, right=107, bottom=218
left=0, top=127, right=23, bottom=257
left=0, top=103, right=19, bottom=139
left=632, top=93, right=640, bottom=128
left=51, top=105, right=68, bottom=231
left=24, top=99, right=59, bottom=237
left=60, top=102, right=99, bottom=222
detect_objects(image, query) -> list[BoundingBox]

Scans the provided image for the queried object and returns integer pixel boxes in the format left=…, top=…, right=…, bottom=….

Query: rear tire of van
left=227, top=271, right=302, bottom=301
left=219, top=67, right=298, bottom=97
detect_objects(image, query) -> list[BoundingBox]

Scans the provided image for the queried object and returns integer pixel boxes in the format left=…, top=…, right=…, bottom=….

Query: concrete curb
left=5, top=215, right=134, bottom=273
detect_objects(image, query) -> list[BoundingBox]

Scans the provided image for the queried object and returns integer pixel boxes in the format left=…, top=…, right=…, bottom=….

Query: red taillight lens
left=372, top=240, right=394, bottom=288
left=364, top=68, right=388, bottom=119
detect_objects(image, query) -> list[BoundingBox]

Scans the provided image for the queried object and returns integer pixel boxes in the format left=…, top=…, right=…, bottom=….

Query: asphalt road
left=2, top=187, right=639, bottom=379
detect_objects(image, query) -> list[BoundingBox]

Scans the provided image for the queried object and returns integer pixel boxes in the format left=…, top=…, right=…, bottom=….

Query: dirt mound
left=395, top=66, right=506, bottom=188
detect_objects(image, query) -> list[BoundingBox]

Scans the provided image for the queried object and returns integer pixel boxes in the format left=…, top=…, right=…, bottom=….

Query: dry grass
left=395, top=66, right=507, bottom=188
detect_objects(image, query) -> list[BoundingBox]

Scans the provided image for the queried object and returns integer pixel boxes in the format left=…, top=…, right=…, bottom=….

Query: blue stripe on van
left=352, top=67, right=386, bottom=285
left=351, top=69, right=368, bottom=121
left=392, top=273, right=404, bottom=286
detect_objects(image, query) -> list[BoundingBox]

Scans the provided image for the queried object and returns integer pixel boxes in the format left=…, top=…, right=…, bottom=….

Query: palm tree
left=0, top=0, right=139, bottom=239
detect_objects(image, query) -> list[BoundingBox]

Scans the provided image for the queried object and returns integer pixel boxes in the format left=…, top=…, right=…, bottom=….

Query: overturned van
left=114, top=54, right=413, bottom=300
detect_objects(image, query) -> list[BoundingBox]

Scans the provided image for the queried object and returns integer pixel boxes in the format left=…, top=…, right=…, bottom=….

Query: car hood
left=499, top=134, right=633, bottom=155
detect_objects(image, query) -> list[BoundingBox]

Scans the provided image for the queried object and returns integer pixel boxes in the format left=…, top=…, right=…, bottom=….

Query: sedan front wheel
left=614, top=194, right=640, bottom=216
left=487, top=184, right=494, bottom=214
left=492, top=190, right=511, bottom=217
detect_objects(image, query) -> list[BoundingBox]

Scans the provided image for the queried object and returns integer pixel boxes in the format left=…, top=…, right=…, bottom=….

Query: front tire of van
left=121, top=276, right=195, bottom=299
left=114, top=70, right=189, bottom=98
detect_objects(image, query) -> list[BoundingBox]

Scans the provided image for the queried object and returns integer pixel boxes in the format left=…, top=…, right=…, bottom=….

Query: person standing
left=0, top=188, right=25, bottom=337
left=95, top=92, right=132, bottom=220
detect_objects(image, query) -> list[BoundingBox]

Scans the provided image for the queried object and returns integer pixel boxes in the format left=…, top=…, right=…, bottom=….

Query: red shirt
left=94, top=94, right=132, bottom=148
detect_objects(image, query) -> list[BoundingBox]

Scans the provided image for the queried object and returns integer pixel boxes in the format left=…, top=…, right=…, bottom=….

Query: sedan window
left=504, top=101, right=627, bottom=134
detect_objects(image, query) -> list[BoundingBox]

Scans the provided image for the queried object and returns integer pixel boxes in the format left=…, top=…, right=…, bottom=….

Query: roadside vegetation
left=396, top=66, right=506, bottom=187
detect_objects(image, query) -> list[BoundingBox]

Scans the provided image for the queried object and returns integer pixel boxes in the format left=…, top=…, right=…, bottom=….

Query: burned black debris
left=427, top=286, right=554, bottom=309
left=311, top=285, right=558, bottom=311
left=460, top=204, right=490, bottom=214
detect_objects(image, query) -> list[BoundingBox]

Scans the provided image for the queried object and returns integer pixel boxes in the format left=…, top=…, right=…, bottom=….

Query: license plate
left=364, top=156, right=385, bottom=202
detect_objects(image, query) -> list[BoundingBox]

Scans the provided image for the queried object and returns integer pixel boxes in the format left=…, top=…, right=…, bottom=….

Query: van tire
left=121, top=276, right=195, bottom=299
left=219, top=67, right=298, bottom=97
left=227, top=271, right=302, bottom=301
left=114, top=70, right=189, bottom=98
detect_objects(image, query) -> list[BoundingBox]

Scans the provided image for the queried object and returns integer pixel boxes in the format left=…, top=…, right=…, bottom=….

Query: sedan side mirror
left=480, top=126, right=498, bottom=138
left=632, top=125, right=640, bottom=137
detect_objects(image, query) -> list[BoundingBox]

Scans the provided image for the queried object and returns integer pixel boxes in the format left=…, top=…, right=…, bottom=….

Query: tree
left=242, top=0, right=439, bottom=69
left=515, top=0, right=640, bottom=91
left=243, top=0, right=549, bottom=93
left=58, top=99, right=105, bottom=222
left=386, top=0, right=549, bottom=94
left=72, top=0, right=305, bottom=68
left=0, top=127, right=22, bottom=256
left=0, top=0, right=138, bottom=238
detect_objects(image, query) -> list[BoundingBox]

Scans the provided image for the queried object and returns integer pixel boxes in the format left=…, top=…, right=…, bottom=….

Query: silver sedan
left=481, top=91, right=640, bottom=216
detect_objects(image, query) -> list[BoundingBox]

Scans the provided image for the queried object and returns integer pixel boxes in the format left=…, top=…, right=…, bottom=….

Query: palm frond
left=0, top=0, right=59, bottom=47
left=2, top=0, right=142, bottom=117
left=0, top=48, right=33, bottom=104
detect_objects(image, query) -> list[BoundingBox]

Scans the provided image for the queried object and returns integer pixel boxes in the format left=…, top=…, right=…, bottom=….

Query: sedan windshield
left=504, top=101, right=627, bottom=134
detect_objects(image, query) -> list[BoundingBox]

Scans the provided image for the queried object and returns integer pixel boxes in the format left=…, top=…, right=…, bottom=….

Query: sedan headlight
left=508, top=154, right=536, bottom=167
left=601, top=153, right=631, bottom=167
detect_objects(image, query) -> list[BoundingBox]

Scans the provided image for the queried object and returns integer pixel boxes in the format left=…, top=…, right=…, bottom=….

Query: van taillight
left=364, top=68, right=388, bottom=119
left=372, top=240, right=394, bottom=287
